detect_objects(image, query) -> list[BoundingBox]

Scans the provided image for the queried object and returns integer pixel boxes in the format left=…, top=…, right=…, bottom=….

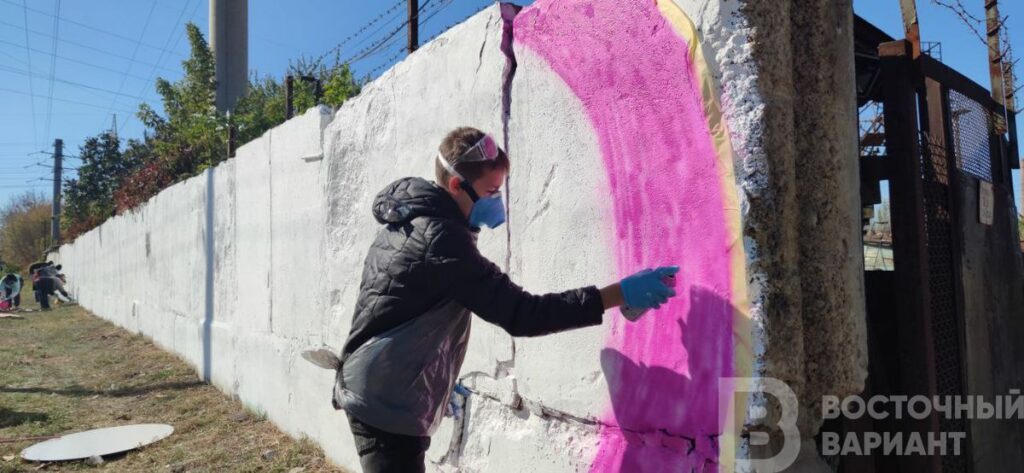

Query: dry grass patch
left=0, top=304, right=347, bottom=472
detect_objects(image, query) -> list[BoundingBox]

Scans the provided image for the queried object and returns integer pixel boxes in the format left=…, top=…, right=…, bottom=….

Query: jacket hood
left=372, top=177, right=465, bottom=226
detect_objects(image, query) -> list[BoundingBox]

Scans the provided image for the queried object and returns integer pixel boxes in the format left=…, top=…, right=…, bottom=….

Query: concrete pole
left=210, top=0, right=248, bottom=112
left=51, top=138, right=62, bottom=245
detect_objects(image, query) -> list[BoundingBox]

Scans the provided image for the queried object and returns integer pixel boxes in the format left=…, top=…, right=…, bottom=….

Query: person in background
left=48, top=265, right=71, bottom=302
left=0, top=273, right=23, bottom=310
left=31, top=261, right=54, bottom=311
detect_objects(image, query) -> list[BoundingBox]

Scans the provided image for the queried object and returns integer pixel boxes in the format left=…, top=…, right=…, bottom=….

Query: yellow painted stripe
left=655, top=1, right=753, bottom=469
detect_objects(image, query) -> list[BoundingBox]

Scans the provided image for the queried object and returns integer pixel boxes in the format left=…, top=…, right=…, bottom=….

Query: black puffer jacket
left=334, top=177, right=604, bottom=436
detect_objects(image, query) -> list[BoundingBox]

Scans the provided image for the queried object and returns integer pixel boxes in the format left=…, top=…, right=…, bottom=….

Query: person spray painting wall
left=319, top=127, right=679, bottom=473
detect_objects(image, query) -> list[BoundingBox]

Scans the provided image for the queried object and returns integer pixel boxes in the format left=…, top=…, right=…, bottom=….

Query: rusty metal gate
left=847, top=22, right=1024, bottom=473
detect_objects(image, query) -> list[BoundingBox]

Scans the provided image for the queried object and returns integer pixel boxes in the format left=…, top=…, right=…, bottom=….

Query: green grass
left=0, top=305, right=347, bottom=472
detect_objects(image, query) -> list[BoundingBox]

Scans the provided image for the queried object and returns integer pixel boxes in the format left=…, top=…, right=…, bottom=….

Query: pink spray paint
left=515, top=1, right=735, bottom=470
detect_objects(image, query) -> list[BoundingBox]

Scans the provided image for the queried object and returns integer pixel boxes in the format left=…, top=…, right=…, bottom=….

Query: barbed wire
left=365, top=0, right=493, bottom=79
left=340, top=0, right=442, bottom=66
left=367, top=48, right=409, bottom=77
left=929, top=0, right=1008, bottom=56
left=312, top=0, right=407, bottom=68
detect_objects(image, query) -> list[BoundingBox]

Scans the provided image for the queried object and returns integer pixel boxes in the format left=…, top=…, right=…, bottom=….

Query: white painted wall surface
left=54, top=3, right=771, bottom=471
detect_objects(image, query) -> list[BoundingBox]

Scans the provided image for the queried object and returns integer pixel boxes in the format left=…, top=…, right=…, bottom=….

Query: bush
left=56, top=23, right=363, bottom=241
left=0, top=192, right=52, bottom=270
left=113, top=160, right=177, bottom=214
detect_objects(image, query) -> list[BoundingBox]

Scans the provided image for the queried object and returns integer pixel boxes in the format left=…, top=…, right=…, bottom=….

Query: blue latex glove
left=620, top=266, right=680, bottom=310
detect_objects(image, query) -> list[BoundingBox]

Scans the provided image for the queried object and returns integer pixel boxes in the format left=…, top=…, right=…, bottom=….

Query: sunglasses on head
left=454, top=135, right=500, bottom=165
left=435, top=134, right=501, bottom=202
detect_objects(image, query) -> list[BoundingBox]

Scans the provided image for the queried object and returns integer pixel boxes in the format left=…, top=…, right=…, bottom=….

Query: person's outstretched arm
left=427, top=227, right=676, bottom=337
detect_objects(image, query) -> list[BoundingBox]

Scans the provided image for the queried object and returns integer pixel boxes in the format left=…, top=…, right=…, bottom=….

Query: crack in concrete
left=500, top=2, right=519, bottom=277
left=497, top=0, right=522, bottom=417
left=441, top=5, right=524, bottom=467
left=472, top=388, right=719, bottom=456
left=444, top=3, right=722, bottom=465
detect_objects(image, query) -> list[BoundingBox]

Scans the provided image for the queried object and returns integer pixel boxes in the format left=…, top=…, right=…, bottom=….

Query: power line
left=0, top=64, right=144, bottom=100
left=367, top=48, right=408, bottom=77
left=32, top=152, right=82, bottom=160
left=345, top=3, right=425, bottom=63
left=42, top=0, right=61, bottom=142
left=365, top=0, right=488, bottom=78
left=0, top=38, right=153, bottom=82
left=31, top=162, right=78, bottom=171
left=1, top=0, right=188, bottom=59
left=119, top=0, right=199, bottom=134
left=342, top=0, right=439, bottom=67
left=364, top=0, right=491, bottom=80
left=348, top=27, right=405, bottom=65
left=0, top=43, right=28, bottom=67
left=106, top=0, right=158, bottom=116
left=21, top=0, right=37, bottom=146
left=421, top=0, right=491, bottom=44
left=422, top=0, right=457, bottom=21
left=312, top=0, right=407, bottom=67
left=0, top=19, right=178, bottom=74
left=418, top=0, right=460, bottom=34
left=0, top=86, right=136, bottom=114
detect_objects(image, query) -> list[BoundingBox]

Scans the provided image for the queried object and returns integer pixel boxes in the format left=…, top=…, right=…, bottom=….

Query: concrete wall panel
left=505, top=44, right=615, bottom=419
left=234, top=134, right=273, bottom=334
left=269, top=107, right=332, bottom=342
left=52, top=1, right=866, bottom=471
left=321, top=5, right=513, bottom=385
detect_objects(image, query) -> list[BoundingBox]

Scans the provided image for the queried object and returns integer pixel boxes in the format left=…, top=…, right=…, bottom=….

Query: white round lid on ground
left=21, top=424, right=174, bottom=462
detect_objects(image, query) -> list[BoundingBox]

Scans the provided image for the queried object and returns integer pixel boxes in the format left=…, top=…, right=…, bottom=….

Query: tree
left=137, top=24, right=362, bottom=180
left=113, top=158, right=175, bottom=215
left=62, top=133, right=146, bottom=240
left=287, top=54, right=362, bottom=113
left=138, top=23, right=224, bottom=177
left=1018, top=213, right=1024, bottom=242
left=0, top=192, right=52, bottom=271
left=232, top=75, right=286, bottom=145
left=61, top=22, right=365, bottom=238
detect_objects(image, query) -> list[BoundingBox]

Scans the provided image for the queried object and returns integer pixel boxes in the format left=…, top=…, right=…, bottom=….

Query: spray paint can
left=620, top=274, right=676, bottom=321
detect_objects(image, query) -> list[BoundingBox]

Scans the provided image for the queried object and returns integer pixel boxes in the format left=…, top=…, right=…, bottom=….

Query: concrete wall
left=955, top=174, right=1024, bottom=472
left=54, top=1, right=865, bottom=471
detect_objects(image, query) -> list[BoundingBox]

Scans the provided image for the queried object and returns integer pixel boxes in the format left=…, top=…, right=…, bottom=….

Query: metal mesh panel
left=949, top=89, right=993, bottom=181
left=920, top=131, right=969, bottom=473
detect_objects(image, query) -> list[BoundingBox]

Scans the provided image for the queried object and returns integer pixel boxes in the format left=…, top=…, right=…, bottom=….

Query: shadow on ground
left=0, top=408, right=48, bottom=428
left=0, top=380, right=203, bottom=398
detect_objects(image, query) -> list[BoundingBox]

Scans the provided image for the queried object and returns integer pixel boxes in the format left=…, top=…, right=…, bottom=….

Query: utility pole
left=51, top=138, right=62, bottom=245
left=408, top=0, right=419, bottom=54
left=982, top=0, right=1020, bottom=212
left=226, top=111, right=237, bottom=158
left=285, top=76, right=294, bottom=119
left=985, top=0, right=1014, bottom=129
left=210, top=0, right=248, bottom=112
left=898, top=0, right=922, bottom=59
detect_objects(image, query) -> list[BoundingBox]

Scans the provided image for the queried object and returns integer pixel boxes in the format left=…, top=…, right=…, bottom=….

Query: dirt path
left=0, top=303, right=347, bottom=472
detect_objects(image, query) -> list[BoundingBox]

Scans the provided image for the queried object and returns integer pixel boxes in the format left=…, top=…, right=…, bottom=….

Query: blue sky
left=0, top=0, right=1020, bottom=206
